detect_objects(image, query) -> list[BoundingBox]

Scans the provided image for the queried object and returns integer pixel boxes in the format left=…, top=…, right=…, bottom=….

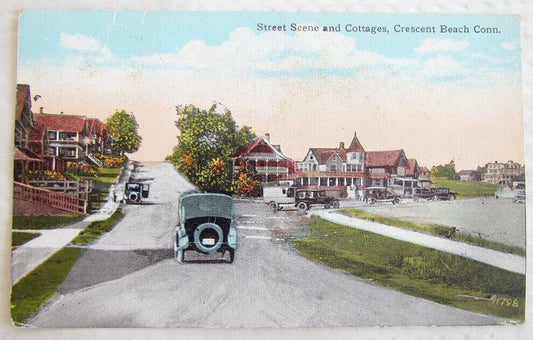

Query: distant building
left=483, top=161, right=524, bottom=187
left=296, top=132, right=366, bottom=196
left=233, top=133, right=296, bottom=184
left=365, top=149, right=408, bottom=187
left=458, top=170, right=480, bottom=181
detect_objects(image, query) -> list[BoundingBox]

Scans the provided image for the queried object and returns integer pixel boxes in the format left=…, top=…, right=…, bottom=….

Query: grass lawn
left=12, top=214, right=84, bottom=230
left=431, top=177, right=498, bottom=198
left=293, top=217, right=525, bottom=321
left=339, top=208, right=525, bottom=256
left=12, top=231, right=41, bottom=250
left=11, top=247, right=83, bottom=325
left=11, top=207, right=125, bottom=325
left=72, top=208, right=124, bottom=245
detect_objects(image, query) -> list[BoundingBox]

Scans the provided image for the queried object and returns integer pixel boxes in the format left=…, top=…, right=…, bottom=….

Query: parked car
left=124, top=182, right=150, bottom=204
left=412, top=187, right=435, bottom=201
left=513, top=189, right=526, bottom=203
left=433, top=187, right=457, bottom=200
left=174, top=192, right=238, bottom=263
left=294, top=188, right=340, bottom=211
left=364, top=187, right=401, bottom=205
left=263, top=186, right=340, bottom=212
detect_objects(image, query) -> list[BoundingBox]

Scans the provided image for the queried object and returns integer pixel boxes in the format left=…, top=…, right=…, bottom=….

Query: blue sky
left=16, top=10, right=524, bottom=169
left=19, top=11, right=521, bottom=76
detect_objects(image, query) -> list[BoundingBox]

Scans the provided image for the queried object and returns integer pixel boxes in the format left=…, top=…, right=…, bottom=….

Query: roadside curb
left=317, top=210, right=526, bottom=275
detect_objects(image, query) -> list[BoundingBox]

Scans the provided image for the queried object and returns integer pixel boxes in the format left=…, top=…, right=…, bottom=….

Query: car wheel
left=413, top=196, right=418, bottom=202
left=332, top=200, right=340, bottom=209
left=449, top=194, right=455, bottom=201
left=324, top=204, right=331, bottom=209
left=194, top=222, right=224, bottom=254
left=368, top=197, right=376, bottom=205
left=268, top=201, right=278, bottom=213
left=297, top=201, right=307, bottom=211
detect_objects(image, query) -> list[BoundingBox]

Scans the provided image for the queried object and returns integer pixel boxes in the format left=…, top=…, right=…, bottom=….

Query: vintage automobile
left=263, top=186, right=340, bottom=212
left=364, top=186, right=402, bottom=205
left=124, top=182, right=150, bottom=204
left=412, top=187, right=436, bottom=201
left=294, top=188, right=340, bottom=211
left=174, top=192, right=238, bottom=263
left=433, top=187, right=457, bottom=200
left=513, top=188, right=526, bottom=203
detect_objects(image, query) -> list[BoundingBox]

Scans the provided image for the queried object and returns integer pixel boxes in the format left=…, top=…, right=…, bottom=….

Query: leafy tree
left=231, top=160, right=261, bottom=197
left=106, top=110, right=142, bottom=156
left=169, top=104, right=256, bottom=193
left=431, top=160, right=459, bottom=180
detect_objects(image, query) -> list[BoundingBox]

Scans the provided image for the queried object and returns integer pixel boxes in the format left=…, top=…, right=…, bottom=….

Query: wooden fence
left=13, top=181, right=88, bottom=214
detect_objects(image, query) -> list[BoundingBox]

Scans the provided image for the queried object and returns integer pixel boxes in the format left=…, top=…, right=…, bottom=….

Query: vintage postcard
left=9, top=9, right=526, bottom=333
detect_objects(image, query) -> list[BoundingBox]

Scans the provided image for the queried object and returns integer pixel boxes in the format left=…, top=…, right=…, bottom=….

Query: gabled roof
left=406, top=159, right=419, bottom=176
left=234, top=136, right=291, bottom=160
left=366, top=149, right=407, bottom=168
left=347, top=132, right=365, bottom=153
left=34, top=114, right=87, bottom=133
left=308, top=148, right=346, bottom=164
left=419, top=166, right=430, bottom=174
left=14, top=146, right=42, bottom=161
left=15, top=84, right=33, bottom=123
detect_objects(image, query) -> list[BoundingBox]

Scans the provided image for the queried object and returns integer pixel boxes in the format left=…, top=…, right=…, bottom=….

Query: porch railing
left=13, top=181, right=88, bottom=214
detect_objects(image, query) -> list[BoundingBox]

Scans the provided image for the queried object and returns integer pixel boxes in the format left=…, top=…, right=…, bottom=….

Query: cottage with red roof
left=295, top=132, right=367, bottom=198
left=233, top=133, right=296, bottom=184
left=365, top=149, right=409, bottom=187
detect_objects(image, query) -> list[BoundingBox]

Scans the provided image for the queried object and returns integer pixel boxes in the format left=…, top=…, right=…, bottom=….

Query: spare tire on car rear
left=193, top=222, right=224, bottom=254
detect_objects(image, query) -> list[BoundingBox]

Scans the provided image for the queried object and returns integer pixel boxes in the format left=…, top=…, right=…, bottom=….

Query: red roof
left=406, top=159, right=419, bottom=176
left=419, top=166, right=430, bottom=174
left=234, top=136, right=291, bottom=160
left=14, top=147, right=42, bottom=161
left=366, top=150, right=406, bottom=168
left=34, top=114, right=87, bottom=133
left=347, top=132, right=365, bottom=152
left=309, top=148, right=346, bottom=164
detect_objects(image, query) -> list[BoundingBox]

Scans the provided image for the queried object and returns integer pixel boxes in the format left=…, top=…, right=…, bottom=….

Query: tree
left=431, top=160, right=459, bottom=180
left=169, top=103, right=256, bottom=193
left=106, top=110, right=142, bottom=156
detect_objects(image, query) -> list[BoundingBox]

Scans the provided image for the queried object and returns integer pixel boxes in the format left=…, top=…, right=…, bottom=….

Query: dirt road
left=27, top=162, right=503, bottom=327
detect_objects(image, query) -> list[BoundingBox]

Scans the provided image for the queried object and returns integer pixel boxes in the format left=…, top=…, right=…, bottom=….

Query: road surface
left=27, top=162, right=503, bottom=327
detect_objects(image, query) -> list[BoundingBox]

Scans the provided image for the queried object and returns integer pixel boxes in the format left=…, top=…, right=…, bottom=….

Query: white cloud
left=502, top=41, right=517, bottom=50
left=60, top=33, right=101, bottom=51
left=126, top=27, right=417, bottom=74
left=422, top=55, right=467, bottom=78
left=416, top=38, right=469, bottom=53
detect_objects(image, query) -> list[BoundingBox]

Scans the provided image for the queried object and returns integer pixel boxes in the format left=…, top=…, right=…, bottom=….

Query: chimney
left=339, top=142, right=345, bottom=149
left=265, top=133, right=270, bottom=142
left=39, top=107, right=44, bottom=114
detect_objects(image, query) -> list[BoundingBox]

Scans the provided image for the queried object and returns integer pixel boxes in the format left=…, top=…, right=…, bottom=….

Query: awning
left=14, top=147, right=42, bottom=162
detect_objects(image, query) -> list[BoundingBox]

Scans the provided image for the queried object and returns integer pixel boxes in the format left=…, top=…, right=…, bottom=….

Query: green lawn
left=431, top=177, right=497, bottom=198
left=339, top=208, right=525, bottom=256
left=12, top=231, right=40, bottom=250
left=293, top=217, right=525, bottom=321
left=12, top=215, right=84, bottom=230
left=11, top=206, right=125, bottom=325
left=11, top=247, right=83, bottom=324
left=72, top=208, right=124, bottom=245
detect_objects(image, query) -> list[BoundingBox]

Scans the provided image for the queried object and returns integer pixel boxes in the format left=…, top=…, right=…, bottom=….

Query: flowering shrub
left=25, top=170, right=67, bottom=181
left=66, top=162, right=98, bottom=177
left=95, top=154, right=127, bottom=168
